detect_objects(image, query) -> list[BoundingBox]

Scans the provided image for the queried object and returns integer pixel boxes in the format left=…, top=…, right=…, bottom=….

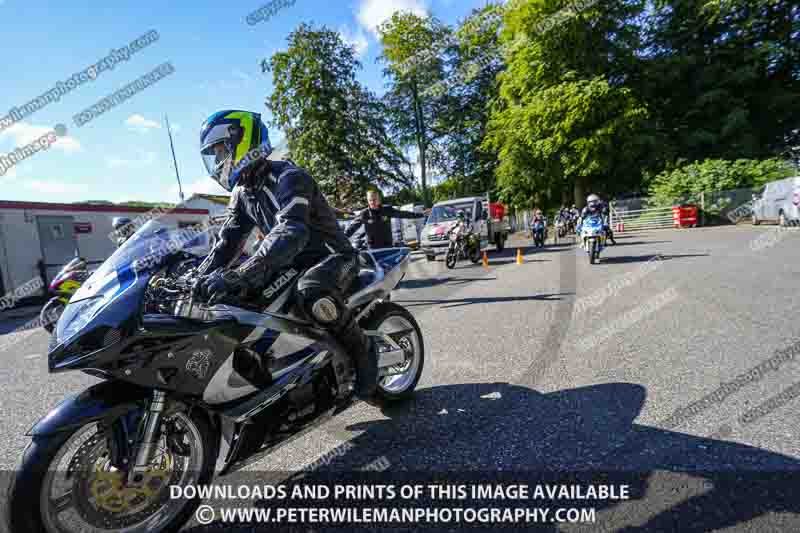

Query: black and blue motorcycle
left=6, top=219, right=424, bottom=533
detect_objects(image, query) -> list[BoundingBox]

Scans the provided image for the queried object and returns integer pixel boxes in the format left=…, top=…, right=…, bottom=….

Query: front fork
left=127, top=390, right=167, bottom=484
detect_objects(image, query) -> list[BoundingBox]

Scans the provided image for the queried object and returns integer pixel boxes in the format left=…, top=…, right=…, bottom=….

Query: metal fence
left=510, top=210, right=534, bottom=232
left=610, top=186, right=761, bottom=231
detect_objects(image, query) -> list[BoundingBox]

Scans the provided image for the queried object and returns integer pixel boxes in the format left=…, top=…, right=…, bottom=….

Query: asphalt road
left=1, top=225, right=799, bottom=531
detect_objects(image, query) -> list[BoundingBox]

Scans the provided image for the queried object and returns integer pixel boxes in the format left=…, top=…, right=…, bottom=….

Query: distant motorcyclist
left=451, top=209, right=473, bottom=236
left=345, top=190, right=425, bottom=249
left=191, top=109, right=379, bottom=404
left=579, top=195, right=616, bottom=244
left=111, top=217, right=133, bottom=247
left=530, top=209, right=546, bottom=245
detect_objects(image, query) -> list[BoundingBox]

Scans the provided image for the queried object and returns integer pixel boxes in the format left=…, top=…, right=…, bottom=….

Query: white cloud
left=340, top=25, right=370, bottom=57
left=53, top=135, right=82, bottom=154
left=24, top=180, right=89, bottom=194
left=105, top=151, right=157, bottom=168
left=0, top=122, right=82, bottom=154
left=170, top=176, right=229, bottom=198
left=125, top=114, right=162, bottom=133
left=357, top=0, right=428, bottom=37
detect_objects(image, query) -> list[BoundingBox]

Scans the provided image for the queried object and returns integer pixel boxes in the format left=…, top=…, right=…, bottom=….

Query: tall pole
left=165, top=114, right=184, bottom=204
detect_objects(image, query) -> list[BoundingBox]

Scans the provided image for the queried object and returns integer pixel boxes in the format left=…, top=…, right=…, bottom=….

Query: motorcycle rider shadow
left=185, top=382, right=800, bottom=532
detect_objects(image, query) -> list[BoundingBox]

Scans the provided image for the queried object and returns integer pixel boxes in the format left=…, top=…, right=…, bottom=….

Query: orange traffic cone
left=516, top=248, right=524, bottom=265
left=482, top=251, right=489, bottom=269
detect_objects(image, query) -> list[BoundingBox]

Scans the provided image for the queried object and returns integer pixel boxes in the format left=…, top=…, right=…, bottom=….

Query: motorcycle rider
left=530, top=209, right=546, bottom=242
left=345, top=189, right=425, bottom=249
left=578, top=194, right=616, bottom=244
left=112, top=217, right=133, bottom=247
left=451, top=209, right=473, bottom=236
left=191, top=109, right=379, bottom=403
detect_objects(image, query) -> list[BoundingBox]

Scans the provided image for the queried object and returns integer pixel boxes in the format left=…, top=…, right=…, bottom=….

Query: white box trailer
left=399, top=204, right=425, bottom=247
left=0, top=201, right=210, bottom=301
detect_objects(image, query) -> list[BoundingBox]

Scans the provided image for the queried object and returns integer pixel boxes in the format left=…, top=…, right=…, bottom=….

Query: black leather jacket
left=197, top=160, right=354, bottom=287
left=344, top=205, right=424, bottom=249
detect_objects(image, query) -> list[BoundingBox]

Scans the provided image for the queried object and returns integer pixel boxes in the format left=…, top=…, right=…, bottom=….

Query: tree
left=636, top=0, right=800, bottom=165
left=484, top=0, right=650, bottom=209
left=263, top=23, right=412, bottom=207
left=648, top=157, right=796, bottom=203
left=379, top=12, right=453, bottom=207
left=433, top=3, right=505, bottom=198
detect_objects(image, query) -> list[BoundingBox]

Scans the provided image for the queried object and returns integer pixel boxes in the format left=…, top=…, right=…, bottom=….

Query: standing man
left=345, top=189, right=426, bottom=249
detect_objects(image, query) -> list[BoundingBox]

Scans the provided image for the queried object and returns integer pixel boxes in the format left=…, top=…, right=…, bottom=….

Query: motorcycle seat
left=345, top=252, right=379, bottom=296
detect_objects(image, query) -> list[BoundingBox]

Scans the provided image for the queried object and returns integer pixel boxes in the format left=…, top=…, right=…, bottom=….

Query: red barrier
left=672, top=205, right=698, bottom=228
left=489, top=202, right=505, bottom=220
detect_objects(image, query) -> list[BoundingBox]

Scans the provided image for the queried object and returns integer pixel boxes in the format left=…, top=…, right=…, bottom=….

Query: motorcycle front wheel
left=445, top=247, right=457, bottom=269
left=7, top=407, right=217, bottom=533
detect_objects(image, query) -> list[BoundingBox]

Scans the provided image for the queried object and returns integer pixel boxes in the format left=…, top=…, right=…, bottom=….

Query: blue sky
left=0, top=0, right=489, bottom=204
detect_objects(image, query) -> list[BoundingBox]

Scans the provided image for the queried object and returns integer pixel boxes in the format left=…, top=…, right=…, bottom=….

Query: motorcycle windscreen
left=54, top=220, right=208, bottom=347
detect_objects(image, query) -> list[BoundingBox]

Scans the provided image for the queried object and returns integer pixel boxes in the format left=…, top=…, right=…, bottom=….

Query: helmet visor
left=201, top=141, right=235, bottom=191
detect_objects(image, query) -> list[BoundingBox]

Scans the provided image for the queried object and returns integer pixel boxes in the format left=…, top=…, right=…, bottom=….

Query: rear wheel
left=364, top=302, right=424, bottom=402
left=425, top=254, right=436, bottom=262
left=7, top=408, right=217, bottom=533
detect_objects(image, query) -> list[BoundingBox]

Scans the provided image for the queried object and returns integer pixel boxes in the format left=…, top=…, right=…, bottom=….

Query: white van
left=751, top=176, right=800, bottom=226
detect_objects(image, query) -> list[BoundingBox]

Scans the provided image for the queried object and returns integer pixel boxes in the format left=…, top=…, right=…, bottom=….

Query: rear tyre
left=495, top=236, right=505, bottom=253
left=426, top=254, right=436, bottom=262
left=364, top=302, right=424, bottom=403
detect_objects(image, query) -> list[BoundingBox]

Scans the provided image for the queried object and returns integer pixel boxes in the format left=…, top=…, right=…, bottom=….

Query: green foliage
left=379, top=12, right=453, bottom=206
left=432, top=4, right=505, bottom=198
left=483, top=0, right=651, bottom=210
left=638, top=0, right=800, bottom=164
left=648, top=158, right=797, bottom=205
left=263, top=23, right=411, bottom=208
left=254, top=0, right=799, bottom=215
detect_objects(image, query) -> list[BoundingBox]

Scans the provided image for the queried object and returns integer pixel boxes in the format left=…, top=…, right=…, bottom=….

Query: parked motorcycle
left=579, top=215, right=606, bottom=264
left=7, top=219, right=424, bottom=533
left=445, top=224, right=481, bottom=269
left=40, top=257, right=91, bottom=333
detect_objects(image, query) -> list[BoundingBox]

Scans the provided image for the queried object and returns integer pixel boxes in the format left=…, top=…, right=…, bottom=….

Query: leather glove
left=192, top=269, right=247, bottom=305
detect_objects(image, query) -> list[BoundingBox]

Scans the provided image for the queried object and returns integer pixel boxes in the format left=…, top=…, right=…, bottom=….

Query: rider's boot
left=337, top=316, right=380, bottom=404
